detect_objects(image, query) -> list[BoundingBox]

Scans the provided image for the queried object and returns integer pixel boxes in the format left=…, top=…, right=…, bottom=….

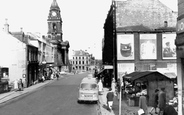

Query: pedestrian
left=98, top=79, right=103, bottom=95
left=163, top=104, right=177, bottom=115
left=158, top=87, right=166, bottom=115
left=42, top=75, right=45, bottom=82
left=56, top=73, right=59, bottom=80
left=106, top=88, right=114, bottom=111
left=14, top=79, right=19, bottom=91
left=51, top=73, right=54, bottom=80
left=111, top=78, right=116, bottom=96
left=149, top=89, right=159, bottom=115
left=18, top=78, right=24, bottom=91
left=139, top=91, right=148, bottom=115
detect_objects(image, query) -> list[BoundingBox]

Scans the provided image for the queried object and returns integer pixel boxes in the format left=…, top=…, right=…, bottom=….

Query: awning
left=98, top=69, right=105, bottom=75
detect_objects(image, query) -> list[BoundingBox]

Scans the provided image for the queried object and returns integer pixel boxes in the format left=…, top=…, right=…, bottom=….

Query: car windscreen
left=80, top=83, right=97, bottom=90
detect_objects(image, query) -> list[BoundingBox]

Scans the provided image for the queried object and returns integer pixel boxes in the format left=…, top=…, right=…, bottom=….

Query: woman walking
left=139, top=91, right=148, bottom=115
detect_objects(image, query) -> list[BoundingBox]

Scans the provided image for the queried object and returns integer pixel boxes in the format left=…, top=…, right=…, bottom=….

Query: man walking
left=106, top=88, right=114, bottom=111
left=158, top=87, right=166, bottom=115
left=150, top=89, right=159, bottom=115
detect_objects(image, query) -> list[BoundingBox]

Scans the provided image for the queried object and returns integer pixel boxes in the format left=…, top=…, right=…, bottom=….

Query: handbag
left=138, top=109, right=145, bottom=115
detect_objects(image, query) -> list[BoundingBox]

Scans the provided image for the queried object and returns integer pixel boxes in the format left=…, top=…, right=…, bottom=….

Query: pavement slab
left=98, top=88, right=157, bottom=115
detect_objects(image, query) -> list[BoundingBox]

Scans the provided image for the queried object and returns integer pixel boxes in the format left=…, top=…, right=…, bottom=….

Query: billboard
left=162, top=33, right=176, bottom=59
left=117, top=34, right=134, bottom=60
left=140, top=34, right=157, bottom=59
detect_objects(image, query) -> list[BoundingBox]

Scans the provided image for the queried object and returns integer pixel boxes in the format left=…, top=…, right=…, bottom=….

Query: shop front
left=123, top=71, right=174, bottom=106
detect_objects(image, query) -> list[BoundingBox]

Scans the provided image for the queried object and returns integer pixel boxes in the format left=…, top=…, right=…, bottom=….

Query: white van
left=78, top=77, right=99, bottom=103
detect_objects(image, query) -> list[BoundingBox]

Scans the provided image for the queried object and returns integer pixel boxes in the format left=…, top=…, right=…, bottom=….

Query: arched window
left=52, top=23, right=57, bottom=32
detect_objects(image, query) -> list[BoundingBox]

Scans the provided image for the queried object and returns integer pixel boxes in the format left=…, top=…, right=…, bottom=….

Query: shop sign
left=104, top=65, right=113, bottom=69
left=176, top=18, right=184, bottom=34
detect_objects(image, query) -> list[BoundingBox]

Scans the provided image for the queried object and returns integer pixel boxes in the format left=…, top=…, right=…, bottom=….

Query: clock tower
left=47, top=0, right=63, bottom=43
left=47, top=0, right=70, bottom=72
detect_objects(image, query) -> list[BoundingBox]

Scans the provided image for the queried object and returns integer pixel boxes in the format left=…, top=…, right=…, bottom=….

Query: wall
left=116, top=0, right=177, bottom=30
left=117, top=32, right=177, bottom=73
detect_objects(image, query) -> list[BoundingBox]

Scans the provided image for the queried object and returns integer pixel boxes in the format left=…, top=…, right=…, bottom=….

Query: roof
left=124, top=71, right=171, bottom=82
left=50, top=0, right=60, bottom=10
left=81, top=77, right=97, bottom=84
left=116, top=0, right=177, bottom=31
left=73, top=50, right=90, bottom=56
left=163, top=72, right=177, bottom=79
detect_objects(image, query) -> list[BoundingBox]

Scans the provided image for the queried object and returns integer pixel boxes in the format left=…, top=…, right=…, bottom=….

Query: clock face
left=52, top=11, right=57, bottom=16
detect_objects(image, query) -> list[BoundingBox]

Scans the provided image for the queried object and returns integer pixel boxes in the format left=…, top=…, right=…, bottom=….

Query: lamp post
left=112, top=0, right=120, bottom=114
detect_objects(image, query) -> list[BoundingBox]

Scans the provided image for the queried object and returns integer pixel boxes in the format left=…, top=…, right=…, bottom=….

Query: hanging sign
left=176, top=18, right=184, bottom=34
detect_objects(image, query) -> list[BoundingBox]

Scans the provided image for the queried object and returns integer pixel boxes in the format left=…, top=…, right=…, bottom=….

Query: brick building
left=103, top=0, right=178, bottom=82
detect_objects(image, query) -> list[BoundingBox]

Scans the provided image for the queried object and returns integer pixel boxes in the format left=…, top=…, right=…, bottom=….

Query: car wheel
left=77, top=100, right=81, bottom=104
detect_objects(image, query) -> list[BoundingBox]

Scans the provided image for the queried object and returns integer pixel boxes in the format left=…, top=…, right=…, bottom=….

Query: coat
left=154, top=92, right=159, bottom=108
left=106, top=91, right=114, bottom=102
left=158, top=91, right=166, bottom=111
left=163, top=105, right=177, bottom=115
left=139, top=95, right=148, bottom=115
left=98, top=80, right=103, bottom=92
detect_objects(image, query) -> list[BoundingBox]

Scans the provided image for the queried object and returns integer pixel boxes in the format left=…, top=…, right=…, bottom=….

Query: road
left=0, top=72, right=99, bottom=115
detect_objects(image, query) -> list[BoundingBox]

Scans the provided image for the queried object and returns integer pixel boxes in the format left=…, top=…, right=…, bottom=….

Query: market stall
left=123, top=71, right=174, bottom=106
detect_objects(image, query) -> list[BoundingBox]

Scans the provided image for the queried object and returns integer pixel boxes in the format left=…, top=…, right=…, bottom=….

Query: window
left=80, top=83, right=97, bottom=90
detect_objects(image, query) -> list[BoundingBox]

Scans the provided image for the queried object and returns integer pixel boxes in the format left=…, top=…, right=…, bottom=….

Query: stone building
left=47, top=0, right=70, bottom=71
left=71, top=50, right=95, bottom=72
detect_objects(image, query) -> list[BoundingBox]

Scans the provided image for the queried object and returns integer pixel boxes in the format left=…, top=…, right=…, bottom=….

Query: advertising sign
left=140, top=34, right=157, bottom=59
left=162, top=33, right=176, bottom=59
left=117, top=34, right=134, bottom=60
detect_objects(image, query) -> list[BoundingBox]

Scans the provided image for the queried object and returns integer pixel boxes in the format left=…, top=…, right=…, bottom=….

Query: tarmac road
left=0, top=73, right=99, bottom=115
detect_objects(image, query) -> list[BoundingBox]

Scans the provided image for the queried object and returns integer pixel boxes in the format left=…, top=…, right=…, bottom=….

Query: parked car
left=60, top=71, right=67, bottom=75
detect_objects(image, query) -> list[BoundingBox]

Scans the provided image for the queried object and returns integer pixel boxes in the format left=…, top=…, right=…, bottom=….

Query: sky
left=0, top=0, right=177, bottom=60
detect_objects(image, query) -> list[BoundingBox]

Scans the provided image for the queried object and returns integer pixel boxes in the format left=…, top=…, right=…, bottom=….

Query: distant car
left=78, top=77, right=99, bottom=104
left=60, top=71, right=67, bottom=75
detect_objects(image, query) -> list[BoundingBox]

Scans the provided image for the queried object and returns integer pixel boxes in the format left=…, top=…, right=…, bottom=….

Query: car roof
left=81, top=77, right=97, bottom=84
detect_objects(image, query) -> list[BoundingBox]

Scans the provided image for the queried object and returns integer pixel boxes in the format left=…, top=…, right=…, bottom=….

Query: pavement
left=98, top=88, right=157, bottom=115
left=0, top=76, right=63, bottom=106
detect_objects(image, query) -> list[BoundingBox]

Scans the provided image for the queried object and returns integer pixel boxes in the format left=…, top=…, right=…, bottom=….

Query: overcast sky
left=0, top=0, right=177, bottom=59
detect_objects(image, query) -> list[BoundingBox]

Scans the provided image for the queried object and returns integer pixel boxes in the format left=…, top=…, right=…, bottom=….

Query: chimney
left=20, top=27, right=23, bottom=32
left=4, top=19, right=9, bottom=33
left=164, top=21, right=168, bottom=28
